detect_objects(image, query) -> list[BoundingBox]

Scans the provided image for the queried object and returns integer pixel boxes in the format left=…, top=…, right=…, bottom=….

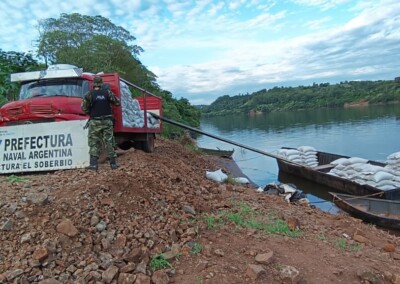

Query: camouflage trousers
left=87, top=119, right=116, bottom=158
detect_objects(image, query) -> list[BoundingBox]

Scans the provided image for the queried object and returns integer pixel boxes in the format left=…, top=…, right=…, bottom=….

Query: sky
left=1, top=0, right=400, bottom=105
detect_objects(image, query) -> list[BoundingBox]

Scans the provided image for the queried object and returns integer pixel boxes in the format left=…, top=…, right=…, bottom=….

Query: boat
left=276, top=148, right=400, bottom=200
left=199, top=147, right=234, bottom=158
left=329, top=192, right=400, bottom=230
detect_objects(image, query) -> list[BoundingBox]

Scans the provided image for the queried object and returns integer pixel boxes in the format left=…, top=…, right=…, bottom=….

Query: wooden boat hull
left=276, top=149, right=400, bottom=200
left=330, top=192, right=400, bottom=230
left=199, top=147, right=234, bottom=158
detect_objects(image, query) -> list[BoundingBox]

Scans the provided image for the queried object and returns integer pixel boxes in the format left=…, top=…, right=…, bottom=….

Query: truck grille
left=6, top=118, right=55, bottom=126
left=30, top=104, right=55, bottom=114
left=7, top=107, right=24, bottom=116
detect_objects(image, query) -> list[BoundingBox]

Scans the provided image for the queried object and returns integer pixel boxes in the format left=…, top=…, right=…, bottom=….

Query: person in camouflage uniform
left=81, top=76, right=121, bottom=170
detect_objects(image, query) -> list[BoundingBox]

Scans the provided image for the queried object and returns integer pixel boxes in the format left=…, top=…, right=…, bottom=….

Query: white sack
left=206, top=169, right=228, bottom=182
left=234, top=177, right=250, bottom=184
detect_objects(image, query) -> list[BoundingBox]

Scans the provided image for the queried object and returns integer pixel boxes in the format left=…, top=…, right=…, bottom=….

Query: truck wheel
left=117, top=141, right=133, bottom=150
left=142, top=135, right=155, bottom=153
left=133, top=141, right=143, bottom=150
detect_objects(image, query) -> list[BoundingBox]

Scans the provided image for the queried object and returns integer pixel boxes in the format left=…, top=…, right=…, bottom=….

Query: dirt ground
left=0, top=137, right=399, bottom=284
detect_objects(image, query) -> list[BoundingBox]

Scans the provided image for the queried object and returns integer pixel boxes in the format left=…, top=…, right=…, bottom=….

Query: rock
left=32, top=247, right=49, bottom=262
left=118, top=273, right=136, bottom=284
left=353, top=233, right=369, bottom=244
left=90, top=215, right=99, bottom=226
left=1, top=219, right=13, bottom=231
left=5, top=269, right=24, bottom=281
left=134, top=273, right=151, bottom=284
left=56, top=219, right=78, bottom=237
left=287, top=217, right=300, bottom=230
left=120, top=263, right=136, bottom=273
left=203, top=244, right=212, bottom=257
left=392, top=274, right=400, bottom=284
left=96, top=220, right=107, bottom=232
left=123, top=248, right=142, bottom=263
left=182, top=205, right=196, bottom=215
left=162, top=243, right=181, bottom=260
left=151, top=270, right=169, bottom=284
left=255, top=249, right=274, bottom=264
left=26, top=192, right=49, bottom=205
left=5, top=203, right=17, bottom=214
left=114, top=234, right=127, bottom=248
left=102, top=265, right=119, bottom=284
left=20, top=233, right=32, bottom=244
left=214, top=248, right=224, bottom=257
left=383, top=243, right=396, bottom=252
left=279, top=265, right=300, bottom=284
left=246, top=264, right=266, bottom=280
left=39, top=279, right=62, bottom=284
left=134, top=260, right=148, bottom=274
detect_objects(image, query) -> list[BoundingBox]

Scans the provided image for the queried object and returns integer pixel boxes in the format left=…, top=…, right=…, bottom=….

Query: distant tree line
left=0, top=13, right=200, bottom=138
left=201, top=80, right=400, bottom=116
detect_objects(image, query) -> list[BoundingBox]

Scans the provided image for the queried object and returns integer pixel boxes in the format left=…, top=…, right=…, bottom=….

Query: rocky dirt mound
left=0, top=138, right=399, bottom=284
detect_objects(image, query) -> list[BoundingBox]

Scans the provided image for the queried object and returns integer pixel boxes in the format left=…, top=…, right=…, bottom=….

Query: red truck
left=0, top=64, right=162, bottom=153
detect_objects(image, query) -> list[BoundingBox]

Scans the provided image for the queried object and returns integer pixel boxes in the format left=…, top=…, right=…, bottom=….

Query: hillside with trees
left=0, top=13, right=200, bottom=137
left=201, top=79, right=400, bottom=116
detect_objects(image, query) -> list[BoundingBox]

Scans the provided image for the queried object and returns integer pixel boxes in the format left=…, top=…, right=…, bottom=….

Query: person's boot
left=110, top=157, right=119, bottom=170
left=87, top=156, right=98, bottom=170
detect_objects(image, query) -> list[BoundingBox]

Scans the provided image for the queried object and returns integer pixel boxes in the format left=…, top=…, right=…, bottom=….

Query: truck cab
left=0, top=64, right=162, bottom=152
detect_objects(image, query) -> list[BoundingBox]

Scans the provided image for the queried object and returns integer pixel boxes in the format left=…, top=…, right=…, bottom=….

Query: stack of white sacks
left=278, top=146, right=400, bottom=191
left=120, top=81, right=160, bottom=128
left=328, top=153, right=400, bottom=191
left=277, top=146, right=318, bottom=167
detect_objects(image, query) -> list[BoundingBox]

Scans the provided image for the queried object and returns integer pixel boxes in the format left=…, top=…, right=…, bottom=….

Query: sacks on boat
left=385, top=151, right=400, bottom=173
left=372, top=171, right=394, bottom=183
left=278, top=146, right=318, bottom=167
left=297, top=146, right=316, bottom=153
left=331, top=158, right=348, bottom=165
left=206, top=169, right=228, bottom=182
left=348, top=157, right=368, bottom=164
left=387, top=151, right=400, bottom=160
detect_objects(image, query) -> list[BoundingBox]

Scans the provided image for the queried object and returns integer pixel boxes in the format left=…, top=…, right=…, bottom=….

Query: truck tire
left=142, top=135, right=155, bottom=153
left=117, top=141, right=134, bottom=150
left=133, top=141, right=143, bottom=150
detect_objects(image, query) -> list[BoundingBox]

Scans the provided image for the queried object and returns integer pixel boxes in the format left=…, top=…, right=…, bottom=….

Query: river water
left=196, top=104, right=400, bottom=212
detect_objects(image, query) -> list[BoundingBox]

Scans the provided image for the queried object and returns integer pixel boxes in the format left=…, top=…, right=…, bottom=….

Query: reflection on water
left=197, top=105, right=400, bottom=213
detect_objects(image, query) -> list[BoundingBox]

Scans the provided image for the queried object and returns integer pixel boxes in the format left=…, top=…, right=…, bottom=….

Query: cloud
left=1, top=0, right=399, bottom=105
left=146, top=0, right=400, bottom=104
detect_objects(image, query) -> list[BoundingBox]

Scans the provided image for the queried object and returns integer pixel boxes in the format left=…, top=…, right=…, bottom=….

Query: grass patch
left=264, top=219, right=302, bottom=237
left=316, top=231, right=327, bottom=241
left=7, top=175, right=29, bottom=184
left=335, top=237, right=363, bottom=252
left=190, top=242, right=203, bottom=255
left=195, top=275, right=203, bottom=284
left=149, top=254, right=174, bottom=271
left=208, top=201, right=303, bottom=238
left=204, top=214, right=224, bottom=229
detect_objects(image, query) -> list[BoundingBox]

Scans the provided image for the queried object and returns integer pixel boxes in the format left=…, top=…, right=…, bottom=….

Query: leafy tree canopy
left=2, top=13, right=200, bottom=137
left=0, top=50, right=42, bottom=103
left=202, top=80, right=400, bottom=116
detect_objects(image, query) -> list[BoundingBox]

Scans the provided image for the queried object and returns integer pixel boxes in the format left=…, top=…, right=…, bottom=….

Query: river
left=196, top=104, right=400, bottom=212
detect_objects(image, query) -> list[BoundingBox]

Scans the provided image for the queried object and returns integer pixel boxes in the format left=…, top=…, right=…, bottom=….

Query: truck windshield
left=19, top=78, right=90, bottom=100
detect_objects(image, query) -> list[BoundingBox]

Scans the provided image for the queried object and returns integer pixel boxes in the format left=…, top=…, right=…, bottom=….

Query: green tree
left=0, top=50, right=42, bottom=103
left=36, top=13, right=200, bottom=137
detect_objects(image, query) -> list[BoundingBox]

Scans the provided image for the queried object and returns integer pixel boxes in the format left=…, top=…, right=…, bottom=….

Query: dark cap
left=93, top=76, right=103, bottom=87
